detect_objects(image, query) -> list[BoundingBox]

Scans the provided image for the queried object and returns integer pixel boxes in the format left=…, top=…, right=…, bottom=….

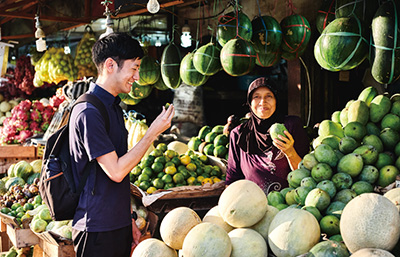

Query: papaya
left=369, top=95, right=391, bottom=123
left=348, top=100, right=369, bottom=125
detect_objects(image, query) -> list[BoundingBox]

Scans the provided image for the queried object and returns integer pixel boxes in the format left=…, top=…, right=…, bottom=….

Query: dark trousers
left=72, top=225, right=133, bottom=257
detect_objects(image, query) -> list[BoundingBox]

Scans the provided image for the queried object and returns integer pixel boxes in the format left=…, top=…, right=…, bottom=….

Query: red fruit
left=31, top=100, right=45, bottom=112
left=30, top=110, right=42, bottom=123
left=17, top=130, right=33, bottom=142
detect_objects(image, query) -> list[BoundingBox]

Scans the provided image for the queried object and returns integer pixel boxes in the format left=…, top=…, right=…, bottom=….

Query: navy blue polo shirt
left=69, top=83, right=130, bottom=232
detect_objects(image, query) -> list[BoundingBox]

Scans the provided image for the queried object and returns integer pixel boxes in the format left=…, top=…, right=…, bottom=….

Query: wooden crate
left=0, top=145, right=41, bottom=174
left=6, top=224, right=39, bottom=248
left=36, top=239, right=74, bottom=257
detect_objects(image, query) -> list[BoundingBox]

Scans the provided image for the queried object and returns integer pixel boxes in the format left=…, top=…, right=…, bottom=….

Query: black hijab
left=237, top=77, right=285, bottom=154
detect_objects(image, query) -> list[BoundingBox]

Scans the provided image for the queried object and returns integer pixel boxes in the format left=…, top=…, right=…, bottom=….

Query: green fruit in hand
left=270, top=123, right=288, bottom=142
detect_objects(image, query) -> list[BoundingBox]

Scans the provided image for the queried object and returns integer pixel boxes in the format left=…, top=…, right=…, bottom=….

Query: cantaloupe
left=132, top=238, right=178, bottom=257
left=167, top=141, right=189, bottom=155
left=250, top=204, right=279, bottom=241
left=182, top=222, right=232, bottom=257
left=268, top=208, right=320, bottom=257
left=160, top=207, right=201, bottom=250
left=218, top=179, right=268, bottom=227
left=340, top=193, right=400, bottom=253
left=202, top=205, right=233, bottom=233
left=228, top=228, right=268, bottom=257
left=350, top=248, right=395, bottom=257
left=384, top=187, right=400, bottom=213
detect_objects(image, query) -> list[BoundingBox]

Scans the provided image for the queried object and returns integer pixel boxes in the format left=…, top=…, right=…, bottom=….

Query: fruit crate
left=0, top=145, right=41, bottom=174
left=33, top=231, right=74, bottom=257
left=6, top=224, right=39, bottom=248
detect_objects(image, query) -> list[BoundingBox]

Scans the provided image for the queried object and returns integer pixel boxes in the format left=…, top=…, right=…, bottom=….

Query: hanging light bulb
left=155, top=36, right=161, bottom=47
left=147, top=0, right=160, bottom=14
left=100, top=0, right=114, bottom=39
left=181, top=21, right=191, bottom=48
left=34, top=15, right=46, bottom=52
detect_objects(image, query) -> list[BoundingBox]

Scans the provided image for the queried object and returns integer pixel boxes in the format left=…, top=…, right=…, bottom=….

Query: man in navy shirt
left=69, top=32, right=174, bottom=257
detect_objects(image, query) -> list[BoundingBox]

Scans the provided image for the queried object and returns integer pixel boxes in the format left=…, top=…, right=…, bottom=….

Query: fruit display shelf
left=0, top=145, right=41, bottom=174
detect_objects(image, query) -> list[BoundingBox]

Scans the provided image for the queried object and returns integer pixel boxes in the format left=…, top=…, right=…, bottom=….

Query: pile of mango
left=130, top=142, right=225, bottom=194
left=33, top=47, right=78, bottom=87
left=187, top=125, right=229, bottom=160
left=74, top=32, right=97, bottom=78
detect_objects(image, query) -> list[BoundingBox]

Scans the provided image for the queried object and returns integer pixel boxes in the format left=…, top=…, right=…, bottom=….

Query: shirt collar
left=88, top=82, right=119, bottom=106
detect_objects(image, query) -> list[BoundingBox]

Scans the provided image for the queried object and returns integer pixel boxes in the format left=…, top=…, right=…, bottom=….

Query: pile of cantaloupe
left=131, top=179, right=400, bottom=257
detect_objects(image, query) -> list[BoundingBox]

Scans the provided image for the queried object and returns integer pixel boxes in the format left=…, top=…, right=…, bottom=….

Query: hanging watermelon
left=220, top=38, right=256, bottom=76
left=153, top=76, right=169, bottom=91
left=119, top=93, right=142, bottom=105
left=193, top=43, right=221, bottom=76
left=217, top=11, right=253, bottom=47
left=370, top=0, right=400, bottom=85
left=335, top=0, right=380, bottom=25
left=282, top=47, right=306, bottom=61
left=137, top=55, right=160, bottom=86
left=180, top=53, right=209, bottom=87
left=315, top=16, right=369, bottom=71
left=161, top=43, right=182, bottom=89
left=251, top=15, right=282, bottom=54
left=316, top=0, right=336, bottom=34
left=280, top=14, right=311, bottom=55
left=255, top=51, right=281, bottom=67
left=129, top=82, right=153, bottom=100
left=314, top=36, right=340, bottom=71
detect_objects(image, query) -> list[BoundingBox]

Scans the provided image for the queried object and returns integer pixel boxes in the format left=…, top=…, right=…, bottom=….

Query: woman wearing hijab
left=226, top=77, right=310, bottom=194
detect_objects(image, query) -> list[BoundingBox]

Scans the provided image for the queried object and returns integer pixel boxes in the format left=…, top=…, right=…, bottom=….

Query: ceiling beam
left=0, top=1, right=37, bottom=25
left=0, top=12, right=92, bottom=23
left=1, top=33, right=35, bottom=40
left=0, top=0, right=38, bottom=13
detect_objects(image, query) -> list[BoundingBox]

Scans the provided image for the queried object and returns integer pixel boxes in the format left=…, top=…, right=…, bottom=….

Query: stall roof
left=0, top=0, right=201, bottom=46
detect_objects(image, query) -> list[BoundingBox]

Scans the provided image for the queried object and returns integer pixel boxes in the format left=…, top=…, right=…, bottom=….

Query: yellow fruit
left=147, top=186, right=157, bottom=194
left=186, top=163, right=197, bottom=172
left=131, top=238, right=177, bottom=257
left=180, top=155, right=191, bottom=166
left=213, top=177, right=222, bottom=183
left=187, top=177, right=196, bottom=185
left=197, top=176, right=205, bottom=183
left=202, top=178, right=213, bottom=186
left=165, top=166, right=177, bottom=175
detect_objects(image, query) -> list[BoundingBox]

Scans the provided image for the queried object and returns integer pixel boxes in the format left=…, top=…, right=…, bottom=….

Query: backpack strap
left=71, top=93, right=111, bottom=195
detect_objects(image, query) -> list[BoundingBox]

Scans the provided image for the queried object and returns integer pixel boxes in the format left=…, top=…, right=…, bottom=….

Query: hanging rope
left=286, top=0, right=297, bottom=16
left=318, top=0, right=335, bottom=30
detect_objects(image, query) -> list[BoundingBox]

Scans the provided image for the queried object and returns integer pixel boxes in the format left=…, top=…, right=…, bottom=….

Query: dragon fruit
left=18, top=99, right=32, bottom=112
left=16, top=130, right=33, bottom=143
left=42, top=106, right=54, bottom=123
left=14, top=120, right=29, bottom=132
left=14, top=108, right=29, bottom=121
left=29, top=121, right=43, bottom=135
left=31, top=100, right=45, bottom=112
left=40, top=121, right=50, bottom=132
left=30, top=110, right=42, bottom=123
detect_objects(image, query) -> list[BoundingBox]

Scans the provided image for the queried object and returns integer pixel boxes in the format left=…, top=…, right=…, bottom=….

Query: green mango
left=358, top=86, right=378, bottom=106
left=344, top=121, right=367, bottom=141
left=318, top=120, right=344, bottom=138
left=362, top=134, right=384, bottom=153
left=337, top=153, right=364, bottom=177
left=378, top=165, right=399, bottom=187
left=348, top=100, right=369, bottom=125
left=353, top=145, right=379, bottom=165
left=331, top=111, right=341, bottom=124
left=369, top=95, right=391, bottom=123
left=381, top=113, right=400, bottom=131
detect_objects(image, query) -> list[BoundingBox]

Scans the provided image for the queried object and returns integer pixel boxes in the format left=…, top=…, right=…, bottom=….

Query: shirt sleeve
left=225, top=126, right=245, bottom=185
left=285, top=116, right=310, bottom=158
left=74, top=104, right=116, bottom=161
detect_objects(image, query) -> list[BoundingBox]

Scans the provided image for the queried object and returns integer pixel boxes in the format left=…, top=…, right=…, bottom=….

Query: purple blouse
left=226, top=115, right=310, bottom=194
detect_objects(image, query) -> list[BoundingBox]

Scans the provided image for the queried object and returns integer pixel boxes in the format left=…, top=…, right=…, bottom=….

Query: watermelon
left=336, top=0, right=380, bottom=25
left=193, top=43, right=221, bottom=76
left=370, top=0, right=400, bottom=85
left=316, top=0, right=336, bottom=34
left=256, top=51, right=281, bottom=67
left=137, top=55, right=160, bottom=86
left=217, top=11, right=252, bottom=47
left=280, top=14, right=312, bottom=54
left=315, top=16, right=369, bottom=71
left=27, top=173, right=40, bottom=185
left=180, top=52, right=209, bottom=87
left=153, top=76, right=169, bottom=91
left=314, top=36, right=340, bottom=71
left=5, top=177, right=25, bottom=191
left=307, top=240, right=349, bottom=257
left=282, top=47, right=306, bottom=61
left=129, top=82, right=153, bottom=100
left=118, top=93, right=142, bottom=105
left=220, top=38, right=256, bottom=76
left=14, top=160, right=33, bottom=181
left=251, top=15, right=282, bottom=54
left=161, top=43, right=182, bottom=89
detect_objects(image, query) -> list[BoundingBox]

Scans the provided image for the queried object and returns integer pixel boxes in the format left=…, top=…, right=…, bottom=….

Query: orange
left=187, top=177, right=197, bottom=185
left=165, top=166, right=177, bottom=175
left=146, top=186, right=157, bottom=194
left=180, top=155, right=191, bottom=166
left=186, top=163, right=197, bottom=172
left=202, top=178, right=213, bottom=185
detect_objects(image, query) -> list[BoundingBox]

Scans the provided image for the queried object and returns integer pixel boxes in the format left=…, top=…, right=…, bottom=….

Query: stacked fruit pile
left=33, top=47, right=78, bottom=87
left=187, top=125, right=229, bottom=160
left=130, top=142, right=225, bottom=194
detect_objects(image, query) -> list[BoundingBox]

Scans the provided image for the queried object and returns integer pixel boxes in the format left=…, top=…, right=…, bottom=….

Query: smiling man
left=69, top=32, right=174, bottom=257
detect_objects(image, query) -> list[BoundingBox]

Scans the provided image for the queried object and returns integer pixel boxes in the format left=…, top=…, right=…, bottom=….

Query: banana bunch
left=125, top=112, right=155, bottom=155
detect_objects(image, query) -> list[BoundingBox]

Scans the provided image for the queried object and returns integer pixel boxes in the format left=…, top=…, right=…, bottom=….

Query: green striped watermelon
left=161, top=43, right=182, bottom=89
left=251, top=15, right=282, bottom=54
left=315, top=16, right=369, bottom=71
left=336, top=0, right=380, bottom=25
left=153, top=76, right=169, bottom=91
left=370, top=0, right=400, bottom=84
left=314, top=36, right=340, bottom=71
left=137, top=55, right=160, bottom=86
left=193, top=43, right=221, bottom=76
left=119, top=93, right=142, bottom=105
left=217, top=11, right=252, bottom=47
left=316, top=0, right=336, bottom=34
left=280, top=14, right=312, bottom=54
left=255, top=51, right=281, bottom=67
left=180, top=52, right=209, bottom=87
left=129, top=82, right=153, bottom=99
left=220, top=38, right=256, bottom=76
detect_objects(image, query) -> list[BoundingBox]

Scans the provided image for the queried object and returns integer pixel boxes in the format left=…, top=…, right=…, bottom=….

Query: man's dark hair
left=92, top=32, right=144, bottom=73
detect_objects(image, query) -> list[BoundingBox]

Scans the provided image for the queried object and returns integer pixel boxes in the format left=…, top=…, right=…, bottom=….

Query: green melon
left=118, top=93, right=141, bottom=105
left=280, top=14, right=312, bottom=54
left=137, top=55, right=160, bottom=86
left=220, top=38, right=256, bottom=76
left=307, top=240, right=349, bottom=257
left=255, top=51, right=281, bottom=67
left=180, top=52, right=208, bottom=87
left=153, top=76, right=169, bottom=91
left=336, top=0, right=381, bottom=25
left=193, top=43, right=221, bottom=76
left=251, top=15, right=282, bottom=54
left=281, top=47, right=306, bottom=61
left=161, top=43, right=182, bottom=89
left=314, top=36, right=341, bottom=71
left=316, top=0, right=336, bottom=34
left=217, top=11, right=252, bottom=47
left=370, top=0, right=400, bottom=85
left=316, top=16, right=369, bottom=71
left=129, top=82, right=153, bottom=100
